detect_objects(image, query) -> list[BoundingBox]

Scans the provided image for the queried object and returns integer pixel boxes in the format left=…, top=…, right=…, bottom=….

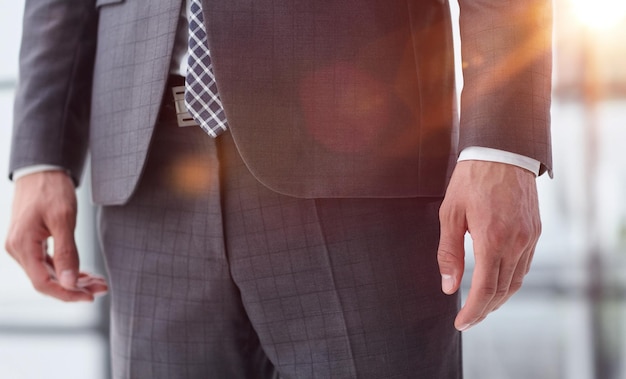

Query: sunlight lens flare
left=570, top=0, right=626, bottom=30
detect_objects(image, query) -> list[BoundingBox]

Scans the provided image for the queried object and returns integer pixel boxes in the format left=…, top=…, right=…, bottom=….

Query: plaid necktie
left=184, top=0, right=228, bottom=137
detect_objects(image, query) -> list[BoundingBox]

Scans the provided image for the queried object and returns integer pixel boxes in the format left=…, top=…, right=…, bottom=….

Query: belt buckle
left=172, top=86, right=199, bottom=127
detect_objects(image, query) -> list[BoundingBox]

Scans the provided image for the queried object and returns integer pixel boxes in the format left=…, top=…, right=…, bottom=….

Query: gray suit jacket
left=10, top=0, right=552, bottom=205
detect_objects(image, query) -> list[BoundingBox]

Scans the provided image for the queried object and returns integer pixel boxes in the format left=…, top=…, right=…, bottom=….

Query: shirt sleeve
left=458, top=146, right=541, bottom=176
left=12, top=165, right=69, bottom=181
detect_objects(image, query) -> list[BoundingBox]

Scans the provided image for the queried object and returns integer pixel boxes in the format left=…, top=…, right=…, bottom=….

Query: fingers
left=46, top=208, right=108, bottom=296
left=77, top=273, right=109, bottom=295
left=8, top=234, right=106, bottom=302
left=17, top=239, right=95, bottom=302
left=50, top=223, right=80, bottom=289
left=454, top=245, right=521, bottom=330
left=5, top=171, right=108, bottom=302
left=454, top=251, right=501, bottom=331
left=491, top=235, right=539, bottom=311
left=441, top=161, right=542, bottom=332
left=47, top=256, right=109, bottom=296
left=454, top=230, right=537, bottom=331
left=38, top=182, right=81, bottom=289
left=437, top=202, right=467, bottom=295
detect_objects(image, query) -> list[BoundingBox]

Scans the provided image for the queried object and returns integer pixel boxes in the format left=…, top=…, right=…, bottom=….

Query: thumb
left=51, top=225, right=79, bottom=290
left=437, top=205, right=466, bottom=295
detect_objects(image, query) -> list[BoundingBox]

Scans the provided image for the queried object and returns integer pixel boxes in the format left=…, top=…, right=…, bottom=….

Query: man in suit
left=6, top=0, right=552, bottom=377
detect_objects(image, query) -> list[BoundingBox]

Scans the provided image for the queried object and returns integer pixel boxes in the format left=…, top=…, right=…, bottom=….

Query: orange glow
left=167, top=154, right=213, bottom=198
left=570, top=0, right=626, bottom=30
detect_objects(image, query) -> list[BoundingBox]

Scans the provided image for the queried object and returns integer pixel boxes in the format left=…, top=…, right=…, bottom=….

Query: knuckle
left=5, top=233, right=26, bottom=257
left=438, top=203, right=449, bottom=219
left=44, top=198, right=76, bottom=224
left=519, top=214, right=542, bottom=237
left=31, top=277, right=49, bottom=293
left=535, top=219, right=543, bottom=239
left=516, top=224, right=534, bottom=243
left=54, top=246, right=76, bottom=260
left=438, top=201, right=459, bottom=223
left=477, top=251, right=501, bottom=267
left=484, top=223, right=509, bottom=248
left=509, top=278, right=524, bottom=293
left=495, top=287, right=509, bottom=298
left=509, top=282, right=522, bottom=294
left=4, top=235, right=16, bottom=254
left=437, top=247, right=459, bottom=265
left=50, top=204, right=75, bottom=223
left=478, top=285, right=498, bottom=298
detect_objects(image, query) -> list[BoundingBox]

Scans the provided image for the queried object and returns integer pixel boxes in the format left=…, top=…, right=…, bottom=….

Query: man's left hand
left=437, top=160, right=541, bottom=331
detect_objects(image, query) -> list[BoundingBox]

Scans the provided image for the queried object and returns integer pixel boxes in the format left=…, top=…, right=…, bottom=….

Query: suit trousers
left=98, top=91, right=462, bottom=378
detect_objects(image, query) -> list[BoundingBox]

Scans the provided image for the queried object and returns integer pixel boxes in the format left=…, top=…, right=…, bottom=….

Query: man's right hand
left=5, top=171, right=108, bottom=302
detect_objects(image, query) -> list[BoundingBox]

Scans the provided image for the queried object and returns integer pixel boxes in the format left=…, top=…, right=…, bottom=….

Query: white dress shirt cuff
left=458, top=146, right=541, bottom=176
left=12, top=165, right=68, bottom=181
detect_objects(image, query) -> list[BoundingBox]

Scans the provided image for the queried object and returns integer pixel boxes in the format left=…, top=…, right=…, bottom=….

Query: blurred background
left=0, top=1, right=625, bottom=378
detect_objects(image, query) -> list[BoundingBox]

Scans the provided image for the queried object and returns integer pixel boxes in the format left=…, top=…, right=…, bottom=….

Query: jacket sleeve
left=458, top=0, right=553, bottom=176
left=9, top=0, right=98, bottom=185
